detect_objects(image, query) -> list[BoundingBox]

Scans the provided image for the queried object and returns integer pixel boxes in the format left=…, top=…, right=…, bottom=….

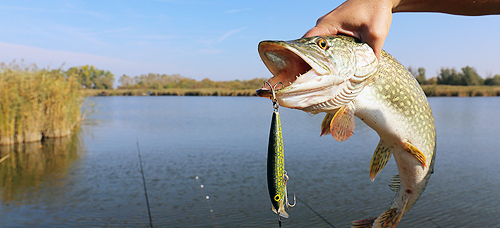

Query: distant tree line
left=408, top=66, right=500, bottom=86
left=118, top=73, right=266, bottom=90
left=116, top=66, right=499, bottom=90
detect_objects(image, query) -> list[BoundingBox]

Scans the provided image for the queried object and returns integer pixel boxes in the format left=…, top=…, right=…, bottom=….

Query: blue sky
left=1, top=0, right=499, bottom=86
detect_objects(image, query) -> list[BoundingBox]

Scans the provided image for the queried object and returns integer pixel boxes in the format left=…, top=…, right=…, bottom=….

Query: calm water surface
left=1, top=96, right=499, bottom=227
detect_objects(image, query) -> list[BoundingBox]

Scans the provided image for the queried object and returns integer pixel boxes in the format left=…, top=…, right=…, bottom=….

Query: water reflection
left=1, top=97, right=499, bottom=227
left=0, top=131, right=81, bottom=203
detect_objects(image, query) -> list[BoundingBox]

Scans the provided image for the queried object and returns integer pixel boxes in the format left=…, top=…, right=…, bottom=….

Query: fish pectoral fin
left=330, top=102, right=355, bottom=142
left=403, top=142, right=427, bottom=167
left=369, top=140, right=392, bottom=182
left=320, top=113, right=335, bottom=136
left=372, top=196, right=409, bottom=228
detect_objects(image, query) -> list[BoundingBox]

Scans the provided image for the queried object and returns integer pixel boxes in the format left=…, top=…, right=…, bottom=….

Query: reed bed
left=0, top=62, right=84, bottom=145
left=422, top=85, right=500, bottom=97
left=85, top=88, right=258, bottom=97
left=86, top=86, right=500, bottom=98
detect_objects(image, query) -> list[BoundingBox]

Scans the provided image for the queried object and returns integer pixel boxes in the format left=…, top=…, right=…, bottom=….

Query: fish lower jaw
left=276, top=85, right=338, bottom=109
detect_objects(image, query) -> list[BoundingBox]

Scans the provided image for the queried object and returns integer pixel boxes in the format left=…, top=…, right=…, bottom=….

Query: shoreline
left=83, top=85, right=500, bottom=97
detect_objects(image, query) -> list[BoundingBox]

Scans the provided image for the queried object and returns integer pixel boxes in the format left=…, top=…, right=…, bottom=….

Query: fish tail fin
left=352, top=196, right=408, bottom=228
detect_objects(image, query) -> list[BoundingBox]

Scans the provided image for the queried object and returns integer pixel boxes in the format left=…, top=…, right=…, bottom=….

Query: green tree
left=484, top=75, right=500, bottom=85
left=94, top=70, right=114, bottom=89
left=438, top=68, right=463, bottom=85
left=201, top=78, right=215, bottom=88
left=416, top=67, right=426, bottom=85
left=408, top=66, right=426, bottom=85
left=119, top=74, right=134, bottom=88
left=67, top=65, right=114, bottom=89
left=460, top=66, right=483, bottom=85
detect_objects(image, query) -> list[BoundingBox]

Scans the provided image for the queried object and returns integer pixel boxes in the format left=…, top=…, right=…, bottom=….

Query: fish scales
left=355, top=50, right=436, bottom=215
left=360, top=51, right=435, bottom=164
left=256, top=35, right=436, bottom=228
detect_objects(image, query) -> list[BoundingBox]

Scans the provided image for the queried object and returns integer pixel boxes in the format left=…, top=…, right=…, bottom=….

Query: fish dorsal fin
left=403, top=142, right=427, bottom=167
left=320, top=113, right=335, bottom=136
left=330, top=102, right=355, bottom=142
left=389, top=174, right=400, bottom=192
left=369, top=140, right=393, bottom=182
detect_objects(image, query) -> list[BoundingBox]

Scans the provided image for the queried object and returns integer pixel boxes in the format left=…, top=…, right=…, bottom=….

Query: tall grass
left=422, top=85, right=500, bottom=97
left=0, top=62, right=84, bottom=145
left=84, top=88, right=258, bottom=96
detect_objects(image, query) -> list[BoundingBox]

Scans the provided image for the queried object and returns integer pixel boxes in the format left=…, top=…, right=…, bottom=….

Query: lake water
left=1, top=96, right=499, bottom=227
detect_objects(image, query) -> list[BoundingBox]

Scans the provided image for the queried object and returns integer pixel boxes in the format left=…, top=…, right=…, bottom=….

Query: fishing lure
left=266, top=81, right=295, bottom=225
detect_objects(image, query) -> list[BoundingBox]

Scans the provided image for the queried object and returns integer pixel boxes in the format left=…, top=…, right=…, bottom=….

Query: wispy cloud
left=226, top=8, right=252, bottom=14
left=0, top=5, right=42, bottom=12
left=0, top=41, right=168, bottom=78
left=82, top=27, right=133, bottom=36
left=218, top=28, right=246, bottom=43
left=0, top=4, right=105, bottom=18
left=152, top=0, right=213, bottom=5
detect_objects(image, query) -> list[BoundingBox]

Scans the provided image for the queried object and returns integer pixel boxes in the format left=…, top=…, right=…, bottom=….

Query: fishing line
left=428, top=218, right=442, bottom=228
left=136, top=139, right=153, bottom=228
left=296, top=195, right=337, bottom=228
left=195, top=176, right=218, bottom=227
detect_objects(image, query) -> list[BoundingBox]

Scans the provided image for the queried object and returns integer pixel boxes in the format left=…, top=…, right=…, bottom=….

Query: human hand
left=303, top=0, right=395, bottom=59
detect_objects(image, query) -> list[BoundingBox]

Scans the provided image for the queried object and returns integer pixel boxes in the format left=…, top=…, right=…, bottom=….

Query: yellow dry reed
left=84, top=88, right=258, bottom=97
left=422, top=85, right=500, bottom=97
left=0, top=62, right=84, bottom=145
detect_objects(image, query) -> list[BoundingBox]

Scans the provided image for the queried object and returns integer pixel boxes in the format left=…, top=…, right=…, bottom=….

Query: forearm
left=393, top=0, right=500, bottom=15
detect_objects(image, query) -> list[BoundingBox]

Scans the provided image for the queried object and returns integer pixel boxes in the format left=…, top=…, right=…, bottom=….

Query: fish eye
left=317, top=38, right=328, bottom=50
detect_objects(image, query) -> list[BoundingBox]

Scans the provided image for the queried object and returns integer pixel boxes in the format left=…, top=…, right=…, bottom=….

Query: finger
left=369, top=39, right=384, bottom=59
left=302, top=25, right=338, bottom=38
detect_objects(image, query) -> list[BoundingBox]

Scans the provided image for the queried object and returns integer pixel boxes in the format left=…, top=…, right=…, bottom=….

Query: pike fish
left=267, top=104, right=295, bottom=219
left=256, top=35, right=436, bottom=228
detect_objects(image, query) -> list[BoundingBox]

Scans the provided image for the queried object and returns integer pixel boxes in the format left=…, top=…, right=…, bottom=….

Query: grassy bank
left=421, top=85, right=500, bottom=97
left=0, top=62, right=84, bottom=145
left=84, top=88, right=258, bottom=96
left=84, top=85, right=500, bottom=97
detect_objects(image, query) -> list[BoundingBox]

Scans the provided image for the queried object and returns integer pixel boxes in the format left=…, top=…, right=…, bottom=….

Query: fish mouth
left=255, top=40, right=329, bottom=98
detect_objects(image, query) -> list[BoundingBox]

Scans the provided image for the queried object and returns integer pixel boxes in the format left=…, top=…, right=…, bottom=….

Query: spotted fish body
left=256, top=36, right=436, bottom=228
left=267, top=109, right=292, bottom=218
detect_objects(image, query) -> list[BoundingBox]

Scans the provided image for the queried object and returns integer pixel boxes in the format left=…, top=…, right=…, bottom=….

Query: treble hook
left=263, top=81, right=284, bottom=111
left=283, top=170, right=296, bottom=208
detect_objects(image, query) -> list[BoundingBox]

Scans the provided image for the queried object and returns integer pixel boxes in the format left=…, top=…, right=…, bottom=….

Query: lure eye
left=317, top=38, right=328, bottom=50
left=274, top=194, right=281, bottom=201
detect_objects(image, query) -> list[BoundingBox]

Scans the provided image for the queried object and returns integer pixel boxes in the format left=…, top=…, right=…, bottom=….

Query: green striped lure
left=266, top=81, right=295, bottom=224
